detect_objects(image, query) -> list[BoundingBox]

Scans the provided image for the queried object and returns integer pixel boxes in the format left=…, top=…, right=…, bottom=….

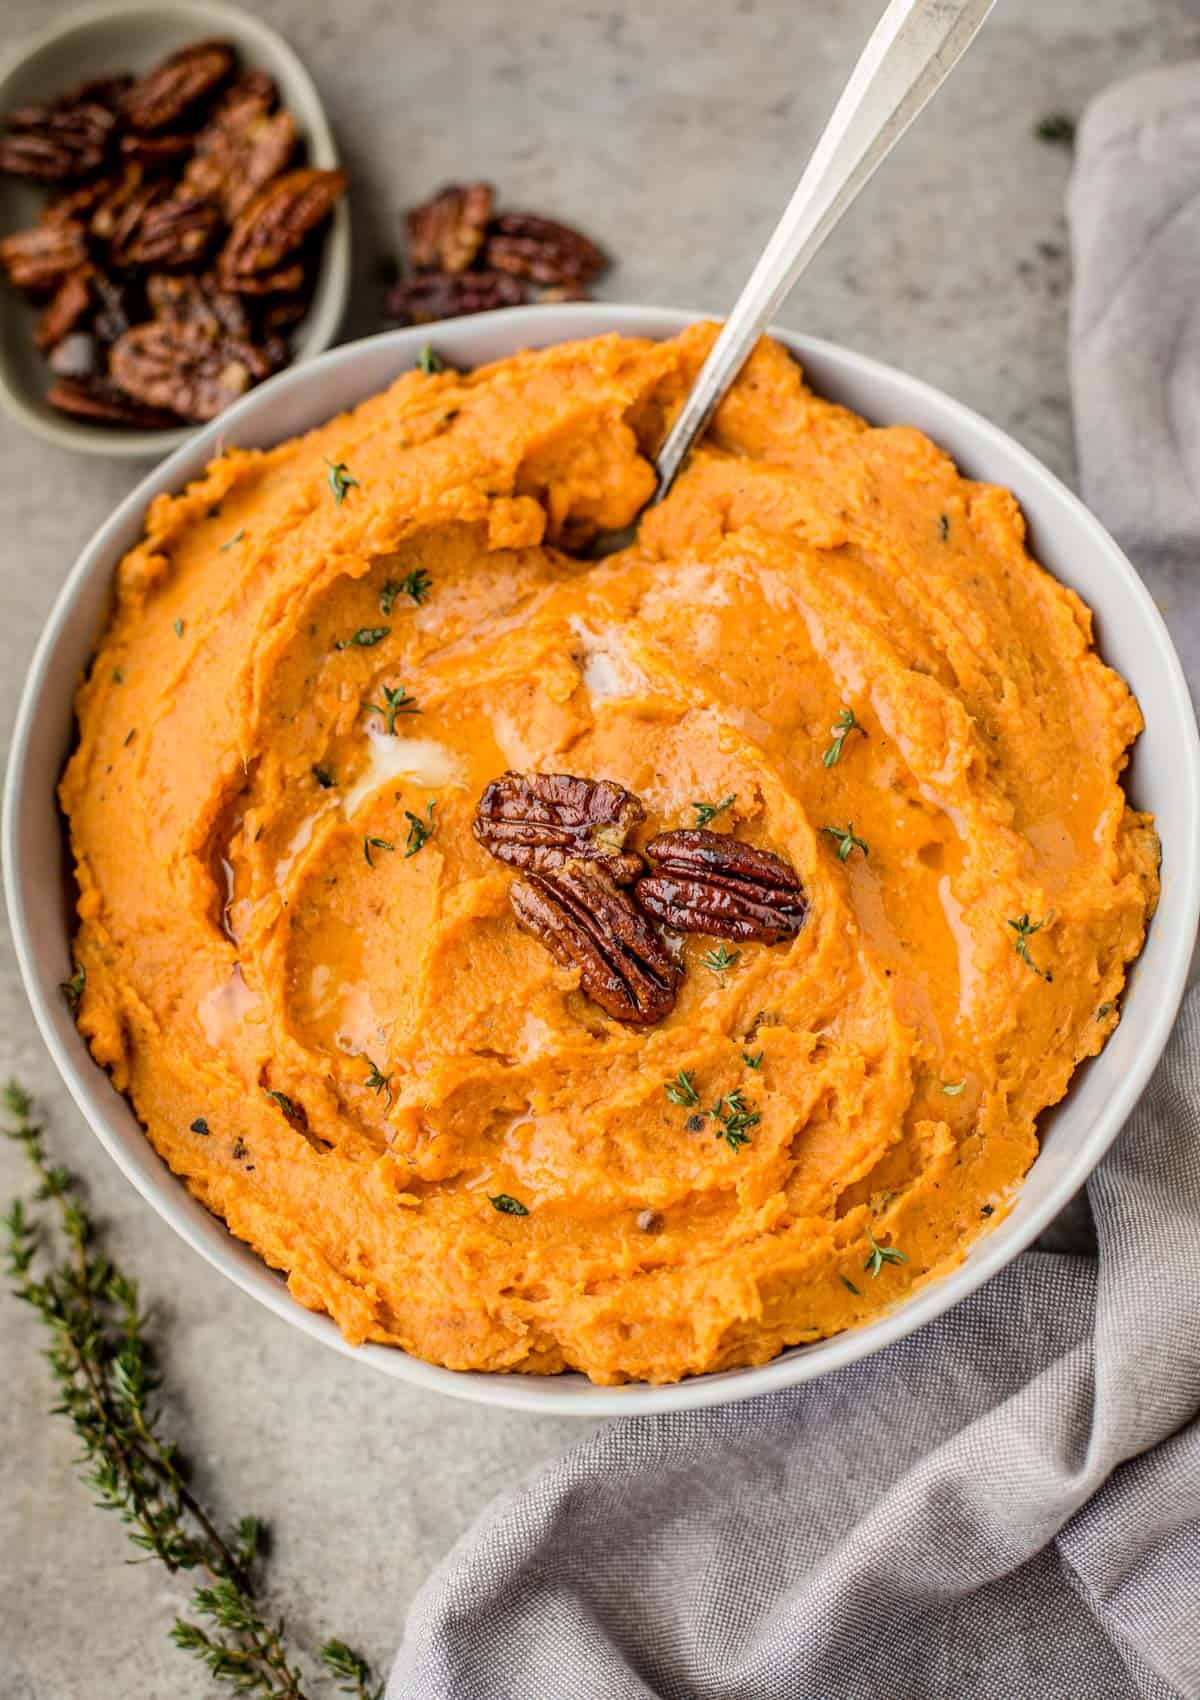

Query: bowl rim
left=6, top=302, right=1199, bottom=1416
left=0, top=0, right=351, bottom=460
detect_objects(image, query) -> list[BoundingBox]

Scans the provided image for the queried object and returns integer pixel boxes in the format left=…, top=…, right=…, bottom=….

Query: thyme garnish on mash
left=822, top=822, right=868, bottom=861
left=325, top=460, right=359, bottom=504
left=864, top=1230, right=907, bottom=1277
left=1008, top=912, right=1053, bottom=980
left=363, top=683, right=420, bottom=733
left=380, top=568, right=433, bottom=612
left=691, top=794, right=735, bottom=828
left=822, top=706, right=862, bottom=767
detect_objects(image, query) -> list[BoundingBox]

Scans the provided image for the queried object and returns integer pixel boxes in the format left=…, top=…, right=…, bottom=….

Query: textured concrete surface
left=3, top=1, right=1198, bottom=1694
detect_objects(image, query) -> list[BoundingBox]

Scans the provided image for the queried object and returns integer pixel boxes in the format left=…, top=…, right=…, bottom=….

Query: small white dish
left=6, top=303, right=1199, bottom=1415
left=0, top=0, right=350, bottom=459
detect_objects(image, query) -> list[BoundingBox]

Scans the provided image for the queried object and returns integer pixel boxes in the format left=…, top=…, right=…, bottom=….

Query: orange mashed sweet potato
left=61, top=326, right=1159, bottom=1384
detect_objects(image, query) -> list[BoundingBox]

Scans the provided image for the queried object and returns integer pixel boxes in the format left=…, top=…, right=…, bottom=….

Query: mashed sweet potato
left=60, top=326, right=1159, bottom=1384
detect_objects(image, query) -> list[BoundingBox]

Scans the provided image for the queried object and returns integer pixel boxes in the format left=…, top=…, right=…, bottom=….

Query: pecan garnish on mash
left=510, top=863, right=680, bottom=1026
left=474, top=771, right=645, bottom=883
left=636, top=830, right=807, bottom=944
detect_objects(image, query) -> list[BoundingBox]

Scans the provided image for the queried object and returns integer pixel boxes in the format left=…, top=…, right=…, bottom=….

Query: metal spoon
left=593, top=0, right=996, bottom=553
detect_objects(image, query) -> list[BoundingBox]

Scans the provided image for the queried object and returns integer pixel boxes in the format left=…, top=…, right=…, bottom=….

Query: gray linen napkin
left=390, top=71, right=1200, bottom=1700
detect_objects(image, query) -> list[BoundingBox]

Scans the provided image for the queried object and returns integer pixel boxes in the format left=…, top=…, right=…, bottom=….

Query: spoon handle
left=653, top=0, right=996, bottom=498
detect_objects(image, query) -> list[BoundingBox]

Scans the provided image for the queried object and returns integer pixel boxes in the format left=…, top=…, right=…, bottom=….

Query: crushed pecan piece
left=0, top=221, right=87, bottom=292
left=109, top=319, right=271, bottom=421
left=45, top=374, right=181, bottom=428
left=636, top=830, right=808, bottom=944
left=147, top=270, right=250, bottom=338
left=123, top=40, right=235, bottom=132
left=35, top=269, right=92, bottom=350
left=511, top=863, right=680, bottom=1026
left=474, top=771, right=645, bottom=883
left=217, top=167, right=345, bottom=289
left=385, top=268, right=524, bottom=325
left=485, top=211, right=607, bottom=286
left=407, top=182, right=494, bottom=273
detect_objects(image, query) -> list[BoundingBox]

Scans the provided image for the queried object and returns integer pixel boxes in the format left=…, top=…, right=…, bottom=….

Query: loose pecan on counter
left=511, top=863, right=680, bottom=1026
left=484, top=212, right=607, bottom=287
left=407, top=181, right=493, bottom=273
left=386, top=268, right=524, bottom=325
left=474, top=771, right=645, bottom=883
left=636, top=830, right=808, bottom=944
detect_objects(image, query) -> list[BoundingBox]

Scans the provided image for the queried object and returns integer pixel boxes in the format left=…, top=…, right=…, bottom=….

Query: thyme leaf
left=218, top=528, right=245, bottom=552
left=363, top=683, right=420, bottom=734
left=702, top=944, right=740, bottom=977
left=380, top=568, right=433, bottom=613
left=1035, top=112, right=1076, bottom=146
left=404, top=802, right=435, bottom=858
left=742, top=1050, right=764, bottom=1070
left=709, top=1087, right=759, bottom=1152
left=488, top=1193, right=529, bottom=1217
left=325, top=460, right=359, bottom=505
left=364, top=836, right=395, bottom=868
left=1008, top=912, right=1052, bottom=980
left=822, top=706, right=862, bottom=767
left=363, top=1059, right=393, bottom=1108
left=336, top=627, right=390, bottom=651
left=692, top=793, right=735, bottom=828
left=416, top=344, right=446, bottom=375
left=60, top=963, right=85, bottom=1013
left=864, top=1229, right=907, bottom=1278
left=840, top=1274, right=861, bottom=1295
left=941, top=1080, right=966, bottom=1096
left=822, top=822, right=868, bottom=862
left=663, top=1069, right=701, bottom=1108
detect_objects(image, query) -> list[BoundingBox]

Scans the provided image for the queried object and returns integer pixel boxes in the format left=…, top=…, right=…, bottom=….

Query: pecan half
left=0, top=221, right=87, bottom=293
left=109, top=319, right=271, bottom=421
left=475, top=771, right=645, bottom=883
left=112, top=192, right=221, bottom=269
left=0, top=101, right=116, bottom=182
left=385, top=268, right=524, bottom=325
left=511, top=863, right=680, bottom=1025
left=46, top=374, right=181, bottom=428
left=217, top=167, right=346, bottom=289
left=636, top=830, right=808, bottom=944
left=183, top=74, right=297, bottom=219
left=35, top=268, right=92, bottom=350
left=484, top=212, right=607, bottom=287
left=407, top=182, right=494, bottom=273
left=147, top=270, right=250, bottom=339
left=123, top=39, right=235, bottom=133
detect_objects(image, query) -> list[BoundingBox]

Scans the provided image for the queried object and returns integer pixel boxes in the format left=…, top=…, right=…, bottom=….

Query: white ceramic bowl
left=6, top=304, right=1199, bottom=1415
left=0, top=0, right=351, bottom=458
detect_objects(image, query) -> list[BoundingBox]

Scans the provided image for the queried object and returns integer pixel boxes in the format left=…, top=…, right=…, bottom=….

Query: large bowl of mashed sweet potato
left=6, top=306, right=1199, bottom=1413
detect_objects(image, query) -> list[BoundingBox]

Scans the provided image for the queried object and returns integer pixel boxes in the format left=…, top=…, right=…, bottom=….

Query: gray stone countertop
left=3, top=1, right=1198, bottom=1693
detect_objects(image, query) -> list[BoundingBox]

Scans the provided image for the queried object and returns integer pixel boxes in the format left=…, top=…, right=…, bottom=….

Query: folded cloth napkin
left=391, top=70, right=1200, bottom=1700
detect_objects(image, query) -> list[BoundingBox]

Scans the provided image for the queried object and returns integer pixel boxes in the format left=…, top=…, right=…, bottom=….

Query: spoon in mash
left=591, top=0, right=996, bottom=554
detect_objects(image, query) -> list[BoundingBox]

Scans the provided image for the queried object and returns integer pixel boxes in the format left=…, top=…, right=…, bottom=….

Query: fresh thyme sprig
left=404, top=803, right=435, bottom=858
left=380, top=569, right=433, bottom=613
left=692, top=794, right=735, bottom=828
left=363, top=683, right=420, bottom=734
left=1008, top=912, right=1052, bottom=980
left=663, top=1070, right=701, bottom=1108
left=416, top=344, right=446, bottom=375
left=822, top=822, right=868, bottom=862
left=701, top=944, right=740, bottom=977
left=822, top=707, right=862, bottom=767
left=863, top=1228, right=906, bottom=1278
left=709, top=1088, right=759, bottom=1152
left=2, top=1081, right=382, bottom=1700
left=364, top=836, right=395, bottom=868
left=325, top=461, right=359, bottom=505
left=362, top=1059, right=393, bottom=1107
